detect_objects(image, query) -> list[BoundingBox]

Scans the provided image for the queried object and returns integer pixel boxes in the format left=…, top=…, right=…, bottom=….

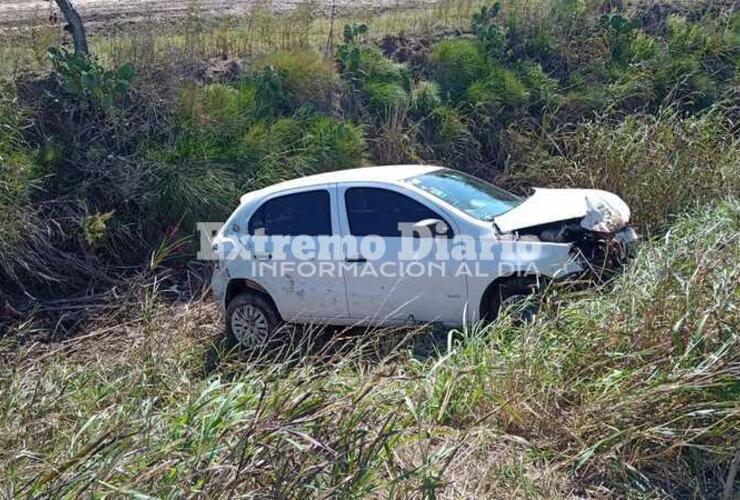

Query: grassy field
left=2, top=201, right=738, bottom=497
left=0, top=0, right=738, bottom=497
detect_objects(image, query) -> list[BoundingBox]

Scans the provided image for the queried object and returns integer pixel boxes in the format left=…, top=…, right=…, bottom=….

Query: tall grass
left=1, top=200, right=737, bottom=497
left=506, top=100, right=740, bottom=231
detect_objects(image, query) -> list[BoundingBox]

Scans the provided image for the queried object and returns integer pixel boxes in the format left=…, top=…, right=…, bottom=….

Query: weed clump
left=465, top=65, right=529, bottom=108
left=429, top=39, right=488, bottom=102
left=177, top=82, right=258, bottom=143
left=410, top=80, right=441, bottom=116
left=255, top=49, right=339, bottom=112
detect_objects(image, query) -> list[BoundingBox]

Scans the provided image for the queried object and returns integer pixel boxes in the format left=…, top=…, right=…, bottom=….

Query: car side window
left=248, top=190, right=332, bottom=236
left=345, top=187, right=452, bottom=238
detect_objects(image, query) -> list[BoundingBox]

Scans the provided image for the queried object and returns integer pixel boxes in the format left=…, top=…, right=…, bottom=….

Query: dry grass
left=0, top=0, right=485, bottom=77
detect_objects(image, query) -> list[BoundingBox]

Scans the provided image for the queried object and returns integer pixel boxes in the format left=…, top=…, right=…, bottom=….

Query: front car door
left=337, top=184, right=468, bottom=325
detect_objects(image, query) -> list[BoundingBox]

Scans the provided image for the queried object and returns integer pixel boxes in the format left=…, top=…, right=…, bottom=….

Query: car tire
left=487, top=277, right=542, bottom=323
left=225, top=292, right=282, bottom=349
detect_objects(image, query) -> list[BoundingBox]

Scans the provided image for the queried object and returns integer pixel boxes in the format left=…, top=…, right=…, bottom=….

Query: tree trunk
left=54, top=0, right=89, bottom=55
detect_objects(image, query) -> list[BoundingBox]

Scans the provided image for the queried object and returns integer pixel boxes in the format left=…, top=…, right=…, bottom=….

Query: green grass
left=508, top=100, right=740, bottom=232
left=429, top=38, right=489, bottom=102
left=1, top=200, right=737, bottom=497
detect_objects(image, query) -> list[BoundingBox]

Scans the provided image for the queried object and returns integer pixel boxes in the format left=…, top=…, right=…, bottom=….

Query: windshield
left=406, top=169, right=522, bottom=220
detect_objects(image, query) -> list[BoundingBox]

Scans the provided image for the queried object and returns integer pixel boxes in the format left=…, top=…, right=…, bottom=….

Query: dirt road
left=0, top=0, right=428, bottom=27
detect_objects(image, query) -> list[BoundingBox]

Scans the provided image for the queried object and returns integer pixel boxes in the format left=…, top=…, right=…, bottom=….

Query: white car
left=211, top=165, right=637, bottom=346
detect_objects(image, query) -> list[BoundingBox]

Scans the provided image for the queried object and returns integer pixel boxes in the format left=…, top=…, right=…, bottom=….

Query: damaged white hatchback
left=211, top=165, right=638, bottom=347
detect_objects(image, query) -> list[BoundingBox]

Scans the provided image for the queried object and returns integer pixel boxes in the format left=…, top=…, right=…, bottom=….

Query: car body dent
left=493, top=188, right=631, bottom=234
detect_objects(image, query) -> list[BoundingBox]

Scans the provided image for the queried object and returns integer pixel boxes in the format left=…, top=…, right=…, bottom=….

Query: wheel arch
left=225, top=279, right=282, bottom=320
left=478, top=273, right=546, bottom=321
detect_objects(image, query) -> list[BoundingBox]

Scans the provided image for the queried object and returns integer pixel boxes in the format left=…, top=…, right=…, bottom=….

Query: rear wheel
left=226, top=292, right=281, bottom=348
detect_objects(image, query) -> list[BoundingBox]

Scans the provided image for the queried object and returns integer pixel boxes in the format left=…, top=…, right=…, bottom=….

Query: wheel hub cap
left=231, top=305, right=269, bottom=347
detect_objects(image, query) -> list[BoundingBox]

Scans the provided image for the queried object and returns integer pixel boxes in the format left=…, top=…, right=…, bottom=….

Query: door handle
left=345, top=256, right=367, bottom=263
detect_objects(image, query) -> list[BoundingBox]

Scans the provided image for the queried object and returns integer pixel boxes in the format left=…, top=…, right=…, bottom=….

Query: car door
left=246, top=186, right=348, bottom=322
left=338, top=184, right=468, bottom=325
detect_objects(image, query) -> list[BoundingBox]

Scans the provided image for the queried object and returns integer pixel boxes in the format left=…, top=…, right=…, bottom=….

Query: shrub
left=628, top=31, right=659, bottom=63
left=432, top=105, right=466, bottom=143
left=356, top=47, right=411, bottom=90
left=607, top=67, right=657, bottom=112
left=238, top=117, right=303, bottom=157
left=336, top=25, right=413, bottom=119
left=429, top=39, right=488, bottom=102
left=235, top=115, right=366, bottom=185
left=255, top=49, right=338, bottom=112
left=363, top=81, right=410, bottom=114
left=49, top=47, right=135, bottom=109
left=253, top=65, right=288, bottom=116
left=410, top=80, right=442, bottom=116
left=177, top=82, right=258, bottom=139
left=416, top=105, right=480, bottom=166
left=465, top=66, right=529, bottom=108
left=82, top=211, right=114, bottom=250
left=517, top=60, right=558, bottom=110
left=552, top=86, right=607, bottom=123
left=599, top=14, right=641, bottom=67
left=336, top=24, right=368, bottom=84
left=472, top=3, right=507, bottom=61
left=152, top=160, right=243, bottom=229
left=270, top=116, right=306, bottom=147
left=524, top=23, right=557, bottom=67
left=665, top=15, right=703, bottom=55
left=301, top=115, right=366, bottom=172
left=653, top=53, right=716, bottom=108
left=352, top=47, right=412, bottom=115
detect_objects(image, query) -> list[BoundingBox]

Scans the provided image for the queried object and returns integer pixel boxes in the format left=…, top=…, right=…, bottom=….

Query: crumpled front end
left=496, top=189, right=639, bottom=278
left=575, top=194, right=639, bottom=267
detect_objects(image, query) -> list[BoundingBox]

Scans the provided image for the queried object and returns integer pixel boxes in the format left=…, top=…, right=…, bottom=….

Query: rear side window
left=345, top=187, right=451, bottom=237
left=249, top=190, right=332, bottom=236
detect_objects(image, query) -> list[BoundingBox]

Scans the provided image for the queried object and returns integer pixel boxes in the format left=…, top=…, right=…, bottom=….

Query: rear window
left=248, top=190, right=332, bottom=236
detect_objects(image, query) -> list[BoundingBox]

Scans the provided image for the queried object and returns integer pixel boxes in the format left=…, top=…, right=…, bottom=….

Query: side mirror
left=412, top=218, right=449, bottom=238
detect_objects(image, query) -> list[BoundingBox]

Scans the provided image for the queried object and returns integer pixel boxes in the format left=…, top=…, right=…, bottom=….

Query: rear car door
left=246, top=187, right=348, bottom=322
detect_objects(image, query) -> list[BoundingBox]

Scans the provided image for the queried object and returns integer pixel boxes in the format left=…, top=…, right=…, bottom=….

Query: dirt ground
left=0, top=0, right=432, bottom=28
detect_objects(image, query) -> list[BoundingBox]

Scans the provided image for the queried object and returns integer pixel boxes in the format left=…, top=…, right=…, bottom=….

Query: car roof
left=240, top=164, right=443, bottom=204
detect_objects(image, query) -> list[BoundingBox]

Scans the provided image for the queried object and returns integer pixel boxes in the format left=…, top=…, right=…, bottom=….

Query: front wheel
left=226, top=292, right=281, bottom=348
left=486, top=277, right=542, bottom=324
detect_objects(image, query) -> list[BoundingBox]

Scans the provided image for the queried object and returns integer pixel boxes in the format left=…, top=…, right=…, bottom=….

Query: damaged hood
left=494, top=188, right=631, bottom=233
